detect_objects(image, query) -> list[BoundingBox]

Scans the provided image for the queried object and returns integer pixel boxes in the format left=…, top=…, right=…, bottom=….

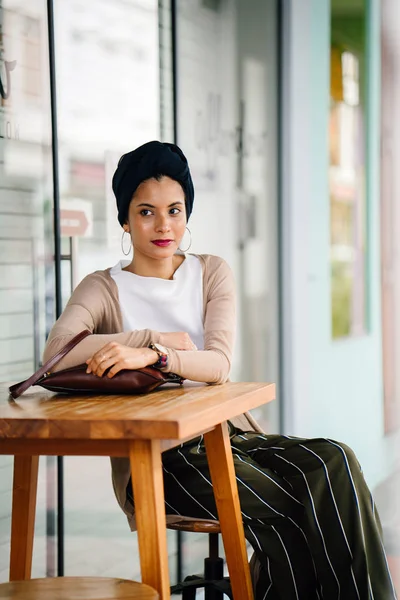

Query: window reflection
left=330, top=0, right=367, bottom=339
left=55, top=0, right=160, bottom=281
left=0, top=0, right=55, bottom=580
left=381, top=0, right=400, bottom=432
left=53, top=0, right=161, bottom=577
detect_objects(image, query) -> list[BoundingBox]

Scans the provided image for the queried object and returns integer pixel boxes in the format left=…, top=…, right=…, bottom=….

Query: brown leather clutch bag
left=9, top=330, right=184, bottom=399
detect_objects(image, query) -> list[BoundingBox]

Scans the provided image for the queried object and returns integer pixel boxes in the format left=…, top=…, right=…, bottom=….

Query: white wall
left=281, top=0, right=399, bottom=490
left=176, top=0, right=281, bottom=431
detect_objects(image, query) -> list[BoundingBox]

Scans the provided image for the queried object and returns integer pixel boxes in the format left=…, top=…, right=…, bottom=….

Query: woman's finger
left=86, top=354, right=105, bottom=373
left=90, top=356, right=117, bottom=377
left=87, top=350, right=118, bottom=375
left=106, top=362, right=125, bottom=378
left=86, top=343, right=118, bottom=366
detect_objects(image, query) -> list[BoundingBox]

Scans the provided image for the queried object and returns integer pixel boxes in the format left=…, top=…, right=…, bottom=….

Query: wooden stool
left=167, top=519, right=232, bottom=599
left=0, top=577, right=159, bottom=599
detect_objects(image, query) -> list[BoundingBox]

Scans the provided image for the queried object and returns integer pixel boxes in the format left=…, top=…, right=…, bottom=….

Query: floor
left=1, top=457, right=399, bottom=598
left=0, top=456, right=210, bottom=588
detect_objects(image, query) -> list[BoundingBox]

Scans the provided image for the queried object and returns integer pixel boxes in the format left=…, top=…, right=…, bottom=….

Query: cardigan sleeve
left=43, top=273, right=162, bottom=370
left=163, top=256, right=236, bottom=384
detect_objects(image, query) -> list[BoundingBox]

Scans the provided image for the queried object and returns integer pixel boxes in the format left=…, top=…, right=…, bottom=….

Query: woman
left=44, top=141, right=396, bottom=599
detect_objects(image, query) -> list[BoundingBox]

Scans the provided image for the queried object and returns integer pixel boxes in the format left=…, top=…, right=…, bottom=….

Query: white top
left=110, top=254, right=205, bottom=350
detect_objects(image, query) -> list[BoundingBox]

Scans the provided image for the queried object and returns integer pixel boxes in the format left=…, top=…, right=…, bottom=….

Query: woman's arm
left=43, top=274, right=162, bottom=370
left=162, top=257, right=235, bottom=384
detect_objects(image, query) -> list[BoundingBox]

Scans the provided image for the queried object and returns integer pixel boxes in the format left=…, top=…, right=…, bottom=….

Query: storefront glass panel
left=0, top=0, right=56, bottom=579
left=52, top=0, right=165, bottom=577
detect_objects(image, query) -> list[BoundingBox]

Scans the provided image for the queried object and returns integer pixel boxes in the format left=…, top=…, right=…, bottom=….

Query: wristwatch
left=148, top=342, right=169, bottom=370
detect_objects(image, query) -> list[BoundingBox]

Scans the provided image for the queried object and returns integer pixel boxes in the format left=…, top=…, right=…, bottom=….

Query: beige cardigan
left=43, top=253, right=261, bottom=527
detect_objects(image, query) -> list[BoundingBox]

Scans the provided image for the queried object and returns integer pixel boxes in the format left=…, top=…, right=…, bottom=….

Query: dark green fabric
left=129, top=428, right=396, bottom=599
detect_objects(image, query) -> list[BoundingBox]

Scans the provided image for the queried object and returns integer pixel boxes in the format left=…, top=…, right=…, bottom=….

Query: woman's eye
left=140, top=209, right=152, bottom=216
left=170, top=208, right=180, bottom=215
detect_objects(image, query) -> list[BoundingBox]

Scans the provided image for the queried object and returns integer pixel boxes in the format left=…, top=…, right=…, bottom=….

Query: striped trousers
left=128, top=426, right=396, bottom=599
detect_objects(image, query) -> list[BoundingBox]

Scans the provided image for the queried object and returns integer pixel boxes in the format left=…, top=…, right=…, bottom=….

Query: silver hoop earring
left=179, top=227, right=192, bottom=253
left=121, top=230, right=132, bottom=256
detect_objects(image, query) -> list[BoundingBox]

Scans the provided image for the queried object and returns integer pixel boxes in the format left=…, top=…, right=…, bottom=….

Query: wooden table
left=0, top=381, right=275, bottom=600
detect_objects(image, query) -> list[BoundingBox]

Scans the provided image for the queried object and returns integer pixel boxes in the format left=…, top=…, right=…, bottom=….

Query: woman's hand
left=159, top=331, right=197, bottom=351
left=86, top=342, right=157, bottom=378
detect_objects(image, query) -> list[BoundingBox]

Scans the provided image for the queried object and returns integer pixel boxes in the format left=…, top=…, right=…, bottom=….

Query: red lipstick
left=152, top=239, right=174, bottom=247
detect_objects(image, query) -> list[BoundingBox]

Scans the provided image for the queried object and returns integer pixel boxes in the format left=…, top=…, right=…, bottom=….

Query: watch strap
left=149, top=343, right=169, bottom=369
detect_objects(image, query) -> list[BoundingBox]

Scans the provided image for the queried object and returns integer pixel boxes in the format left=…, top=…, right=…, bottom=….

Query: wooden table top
left=0, top=382, right=275, bottom=442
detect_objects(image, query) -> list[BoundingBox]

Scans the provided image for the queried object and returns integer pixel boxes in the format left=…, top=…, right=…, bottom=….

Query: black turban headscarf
left=112, top=140, right=194, bottom=226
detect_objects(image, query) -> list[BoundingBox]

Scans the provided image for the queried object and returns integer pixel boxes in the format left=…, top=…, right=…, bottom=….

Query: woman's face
left=125, top=176, right=187, bottom=259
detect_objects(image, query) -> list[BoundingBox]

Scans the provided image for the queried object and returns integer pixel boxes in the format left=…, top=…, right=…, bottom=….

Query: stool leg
left=182, top=585, right=197, bottom=600
left=209, top=533, right=220, bottom=562
left=205, top=533, right=224, bottom=600
left=10, top=455, right=39, bottom=581
left=204, top=423, right=254, bottom=599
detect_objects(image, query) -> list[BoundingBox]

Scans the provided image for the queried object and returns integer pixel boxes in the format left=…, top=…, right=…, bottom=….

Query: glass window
left=55, top=0, right=161, bottom=288
left=381, top=0, right=400, bottom=433
left=175, top=0, right=280, bottom=574
left=329, top=0, right=368, bottom=339
left=175, top=0, right=280, bottom=431
left=52, top=0, right=162, bottom=577
left=0, top=0, right=56, bottom=579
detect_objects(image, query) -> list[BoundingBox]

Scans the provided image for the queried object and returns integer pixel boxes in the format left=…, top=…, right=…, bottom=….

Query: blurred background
left=0, top=0, right=399, bottom=594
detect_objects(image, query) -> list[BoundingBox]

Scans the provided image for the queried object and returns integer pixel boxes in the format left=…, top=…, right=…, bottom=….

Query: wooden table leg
left=204, top=422, right=254, bottom=600
left=9, top=455, right=39, bottom=581
left=129, top=439, right=170, bottom=599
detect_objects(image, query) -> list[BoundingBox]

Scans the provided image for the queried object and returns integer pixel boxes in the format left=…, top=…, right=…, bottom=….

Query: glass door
left=52, top=0, right=166, bottom=578
left=175, top=0, right=280, bottom=432
left=0, top=0, right=56, bottom=579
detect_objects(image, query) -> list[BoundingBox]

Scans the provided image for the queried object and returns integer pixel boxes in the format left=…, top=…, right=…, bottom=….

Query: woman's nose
left=155, top=215, right=171, bottom=232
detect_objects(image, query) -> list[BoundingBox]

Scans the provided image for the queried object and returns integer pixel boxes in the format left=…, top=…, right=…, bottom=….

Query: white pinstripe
left=233, top=465, right=292, bottom=520
left=175, top=444, right=318, bottom=598
left=241, top=524, right=275, bottom=598
left=299, top=444, right=361, bottom=600
left=276, top=453, right=341, bottom=597
left=263, top=583, right=272, bottom=599
left=177, top=447, right=212, bottom=488
left=175, top=439, right=295, bottom=590
left=233, top=456, right=320, bottom=598
left=248, top=524, right=263, bottom=552
left=376, top=534, right=398, bottom=600
left=281, top=474, right=295, bottom=490
left=247, top=447, right=286, bottom=452
left=368, top=491, right=396, bottom=599
left=261, top=555, right=273, bottom=599
left=164, top=433, right=392, bottom=599
left=179, top=437, right=322, bottom=599
left=263, top=580, right=273, bottom=599
left=179, top=440, right=299, bottom=524
left=196, top=435, right=204, bottom=453
left=266, top=555, right=274, bottom=598
left=232, top=447, right=303, bottom=505
left=171, top=448, right=289, bottom=599
left=162, top=464, right=217, bottom=519
left=326, top=439, right=397, bottom=600
left=325, top=440, right=375, bottom=599
left=165, top=499, right=181, bottom=515
left=285, top=513, right=321, bottom=597
left=176, top=446, right=254, bottom=520
left=271, top=524, right=300, bottom=600
left=267, top=554, right=272, bottom=581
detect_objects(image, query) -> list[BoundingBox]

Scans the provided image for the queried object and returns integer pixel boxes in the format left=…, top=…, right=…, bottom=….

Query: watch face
left=153, top=343, right=168, bottom=355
